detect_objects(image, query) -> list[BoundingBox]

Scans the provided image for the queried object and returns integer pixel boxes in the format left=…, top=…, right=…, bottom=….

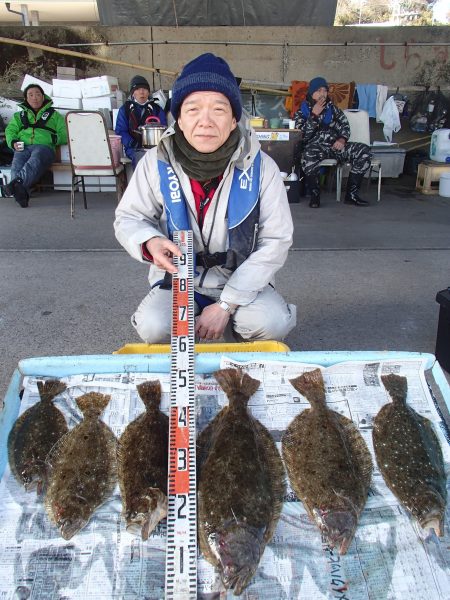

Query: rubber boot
left=344, top=172, right=369, bottom=206
left=305, top=173, right=320, bottom=208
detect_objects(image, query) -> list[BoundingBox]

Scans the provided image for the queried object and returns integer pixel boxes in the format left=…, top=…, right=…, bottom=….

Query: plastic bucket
left=439, top=172, right=450, bottom=198
left=430, top=129, right=450, bottom=163
left=108, top=134, right=122, bottom=167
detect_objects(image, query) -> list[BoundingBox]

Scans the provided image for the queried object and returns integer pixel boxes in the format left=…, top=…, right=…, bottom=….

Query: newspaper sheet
left=0, top=357, right=449, bottom=599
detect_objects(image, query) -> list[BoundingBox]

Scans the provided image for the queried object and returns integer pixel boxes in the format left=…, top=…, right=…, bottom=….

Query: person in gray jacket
left=114, top=53, right=296, bottom=343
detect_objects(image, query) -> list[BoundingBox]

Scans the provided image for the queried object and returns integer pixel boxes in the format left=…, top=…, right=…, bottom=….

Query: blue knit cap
left=308, top=77, right=329, bottom=96
left=171, top=53, right=242, bottom=121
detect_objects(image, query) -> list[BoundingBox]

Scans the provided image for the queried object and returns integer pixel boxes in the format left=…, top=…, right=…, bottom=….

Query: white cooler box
left=0, top=167, right=12, bottom=196
left=369, top=145, right=406, bottom=178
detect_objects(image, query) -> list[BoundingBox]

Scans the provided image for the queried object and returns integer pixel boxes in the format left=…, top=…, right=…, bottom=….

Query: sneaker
left=13, top=180, right=29, bottom=208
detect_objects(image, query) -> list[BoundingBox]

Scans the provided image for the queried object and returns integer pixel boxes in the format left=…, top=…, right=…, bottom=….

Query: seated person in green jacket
left=3, top=84, right=67, bottom=207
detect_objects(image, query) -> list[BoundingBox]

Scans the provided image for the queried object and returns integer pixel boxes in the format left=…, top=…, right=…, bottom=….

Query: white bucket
left=439, top=172, right=450, bottom=198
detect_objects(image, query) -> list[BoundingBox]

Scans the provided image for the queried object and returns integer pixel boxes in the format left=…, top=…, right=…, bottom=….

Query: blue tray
left=2, top=350, right=449, bottom=482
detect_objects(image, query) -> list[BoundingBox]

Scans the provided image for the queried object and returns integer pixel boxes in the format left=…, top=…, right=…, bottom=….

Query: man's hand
left=195, top=303, right=230, bottom=341
left=332, top=137, right=346, bottom=151
left=145, top=237, right=182, bottom=274
left=312, top=98, right=326, bottom=117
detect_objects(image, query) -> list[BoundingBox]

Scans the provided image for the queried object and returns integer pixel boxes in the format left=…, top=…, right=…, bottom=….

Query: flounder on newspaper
left=118, top=380, right=169, bottom=540
left=44, top=392, right=118, bottom=540
left=282, top=368, right=373, bottom=554
left=373, top=374, right=447, bottom=536
left=8, top=379, right=68, bottom=494
left=197, top=368, right=285, bottom=596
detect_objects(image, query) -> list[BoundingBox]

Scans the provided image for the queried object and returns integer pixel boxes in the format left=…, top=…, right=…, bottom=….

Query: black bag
left=427, top=89, right=449, bottom=132
left=409, top=88, right=449, bottom=133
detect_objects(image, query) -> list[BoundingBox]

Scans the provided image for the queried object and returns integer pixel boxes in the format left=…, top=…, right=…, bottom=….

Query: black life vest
left=20, top=107, right=57, bottom=144
left=124, top=100, right=161, bottom=142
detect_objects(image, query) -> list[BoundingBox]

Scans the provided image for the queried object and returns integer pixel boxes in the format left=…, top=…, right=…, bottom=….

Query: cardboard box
left=21, top=75, right=53, bottom=97
left=56, top=66, right=85, bottom=80
left=52, top=97, right=82, bottom=110
left=52, top=79, right=82, bottom=99
left=80, top=76, right=119, bottom=98
left=82, top=96, right=117, bottom=110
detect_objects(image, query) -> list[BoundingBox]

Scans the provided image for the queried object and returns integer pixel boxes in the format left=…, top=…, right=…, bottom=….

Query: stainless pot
left=140, top=117, right=166, bottom=148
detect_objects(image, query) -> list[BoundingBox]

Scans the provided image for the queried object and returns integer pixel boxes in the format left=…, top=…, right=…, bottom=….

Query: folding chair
left=66, top=111, right=127, bottom=218
left=336, top=109, right=382, bottom=202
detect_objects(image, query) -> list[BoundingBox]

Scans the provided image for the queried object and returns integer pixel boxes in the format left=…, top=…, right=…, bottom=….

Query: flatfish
left=282, top=368, right=373, bottom=554
left=197, top=368, right=285, bottom=596
left=8, top=379, right=68, bottom=493
left=44, top=392, right=117, bottom=540
left=373, top=374, right=447, bottom=535
left=118, top=380, right=169, bottom=540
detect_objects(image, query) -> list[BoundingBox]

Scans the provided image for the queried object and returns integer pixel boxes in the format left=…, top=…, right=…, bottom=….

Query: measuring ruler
left=165, top=230, right=197, bottom=599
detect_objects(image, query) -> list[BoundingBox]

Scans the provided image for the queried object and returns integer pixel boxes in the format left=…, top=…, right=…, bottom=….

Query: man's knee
left=235, top=302, right=296, bottom=341
left=131, top=310, right=171, bottom=343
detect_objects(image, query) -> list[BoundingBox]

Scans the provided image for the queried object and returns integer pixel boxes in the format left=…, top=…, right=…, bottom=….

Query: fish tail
left=137, top=380, right=162, bottom=411
left=289, top=368, right=326, bottom=408
left=214, top=368, right=260, bottom=404
left=76, top=392, right=111, bottom=417
left=381, top=374, right=407, bottom=404
left=37, top=379, right=67, bottom=403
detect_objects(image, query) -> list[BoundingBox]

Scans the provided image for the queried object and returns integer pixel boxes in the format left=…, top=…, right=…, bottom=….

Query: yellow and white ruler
left=165, top=230, right=197, bottom=599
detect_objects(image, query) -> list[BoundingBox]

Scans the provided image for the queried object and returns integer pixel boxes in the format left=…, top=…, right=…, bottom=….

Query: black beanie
left=170, top=53, right=242, bottom=121
left=130, top=75, right=150, bottom=94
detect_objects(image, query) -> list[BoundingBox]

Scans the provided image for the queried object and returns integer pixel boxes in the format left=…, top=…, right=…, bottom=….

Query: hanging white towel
left=376, top=85, right=388, bottom=123
left=379, top=95, right=401, bottom=142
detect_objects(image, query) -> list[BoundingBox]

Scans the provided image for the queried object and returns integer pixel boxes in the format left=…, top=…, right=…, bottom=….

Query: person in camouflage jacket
left=294, top=77, right=371, bottom=208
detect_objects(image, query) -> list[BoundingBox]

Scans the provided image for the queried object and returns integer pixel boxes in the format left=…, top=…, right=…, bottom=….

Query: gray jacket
left=114, top=118, right=293, bottom=307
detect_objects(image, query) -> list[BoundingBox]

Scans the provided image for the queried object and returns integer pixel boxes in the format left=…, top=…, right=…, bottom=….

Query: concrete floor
left=0, top=173, right=449, bottom=401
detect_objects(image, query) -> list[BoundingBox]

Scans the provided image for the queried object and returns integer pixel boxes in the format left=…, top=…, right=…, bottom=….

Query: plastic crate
left=114, top=340, right=290, bottom=355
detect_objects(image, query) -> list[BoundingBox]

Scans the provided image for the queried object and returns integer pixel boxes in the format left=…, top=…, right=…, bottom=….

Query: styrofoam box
left=114, top=90, right=126, bottom=107
left=53, top=170, right=74, bottom=191
left=21, top=74, right=52, bottom=97
left=52, top=97, right=82, bottom=110
left=53, top=171, right=100, bottom=192
left=112, top=108, right=120, bottom=130
left=52, top=79, right=82, bottom=99
left=369, top=146, right=406, bottom=178
left=80, top=76, right=119, bottom=98
left=0, top=167, right=12, bottom=197
left=82, top=96, right=117, bottom=110
left=59, top=144, right=70, bottom=162
left=0, top=96, right=20, bottom=125
left=99, top=176, right=117, bottom=192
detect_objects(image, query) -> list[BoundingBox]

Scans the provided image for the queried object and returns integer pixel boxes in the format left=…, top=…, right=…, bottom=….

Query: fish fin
left=381, top=374, right=407, bottom=404
left=252, top=420, right=286, bottom=544
left=214, top=368, right=260, bottom=400
left=289, top=369, right=326, bottom=408
left=45, top=429, right=72, bottom=473
left=335, top=413, right=373, bottom=487
left=37, top=379, right=67, bottom=403
left=136, top=380, right=162, bottom=412
left=76, top=392, right=111, bottom=417
left=196, top=410, right=228, bottom=476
